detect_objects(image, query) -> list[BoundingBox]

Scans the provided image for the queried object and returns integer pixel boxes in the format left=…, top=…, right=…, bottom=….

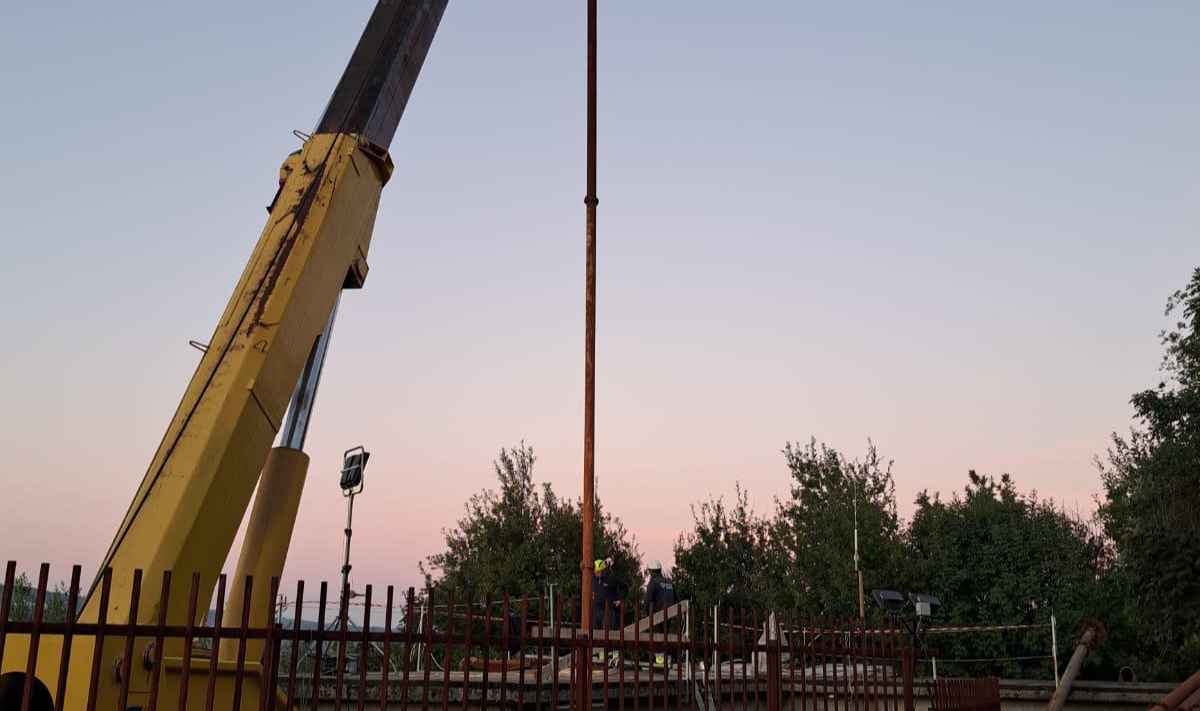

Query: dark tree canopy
left=422, top=443, right=641, bottom=605
left=1097, top=268, right=1200, bottom=678
left=909, top=471, right=1107, bottom=679
left=672, top=485, right=789, bottom=610
left=2, top=574, right=70, bottom=623
left=674, top=441, right=908, bottom=616
left=772, top=440, right=909, bottom=614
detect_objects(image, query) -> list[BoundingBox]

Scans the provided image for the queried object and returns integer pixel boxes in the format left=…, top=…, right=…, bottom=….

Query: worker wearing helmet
left=591, top=557, right=627, bottom=634
left=644, top=560, right=678, bottom=666
left=644, top=560, right=677, bottom=618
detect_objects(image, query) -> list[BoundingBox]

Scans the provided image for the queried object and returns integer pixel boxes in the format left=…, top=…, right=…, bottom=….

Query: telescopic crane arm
left=84, top=0, right=446, bottom=629
left=2, top=3, right=447, bottom=708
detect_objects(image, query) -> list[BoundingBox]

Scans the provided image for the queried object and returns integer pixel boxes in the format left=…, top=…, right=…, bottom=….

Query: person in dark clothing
left=507, top=609, right=523, bottom=656
left=643, top=560, right=678, bottom=620
left=591, top=558, right=627, bottom=631
left=591, top=558, right=628, bottom=664
left=643, top=560, right=678, bottom=666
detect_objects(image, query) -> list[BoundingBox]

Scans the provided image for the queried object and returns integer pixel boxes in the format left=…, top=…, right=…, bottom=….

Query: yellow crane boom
left=1, top=2, right=447, bottom=708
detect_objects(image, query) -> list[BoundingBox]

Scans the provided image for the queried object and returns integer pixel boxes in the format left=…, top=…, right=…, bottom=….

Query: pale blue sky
left=1, top=1, right=1198, bottom=590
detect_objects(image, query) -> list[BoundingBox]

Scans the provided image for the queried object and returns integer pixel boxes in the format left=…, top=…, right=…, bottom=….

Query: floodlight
left=871, top=589, right=905, bottom=617
left=909, top=593, right=940, bottom=619
left=340, top=446, right=369, bottom=495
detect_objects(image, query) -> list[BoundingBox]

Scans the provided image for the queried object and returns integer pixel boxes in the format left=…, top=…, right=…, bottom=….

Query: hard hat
left=594, top=559, right=607, bottom=573
left=647, top=559, right=662, bottom=571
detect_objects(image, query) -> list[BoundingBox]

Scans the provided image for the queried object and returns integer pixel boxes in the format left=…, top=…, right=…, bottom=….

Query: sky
left=1, top=1, right=1199, bottom=597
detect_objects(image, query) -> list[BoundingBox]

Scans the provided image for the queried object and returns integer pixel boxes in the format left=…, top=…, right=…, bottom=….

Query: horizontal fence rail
left=0, top=562, right=924, bottom=711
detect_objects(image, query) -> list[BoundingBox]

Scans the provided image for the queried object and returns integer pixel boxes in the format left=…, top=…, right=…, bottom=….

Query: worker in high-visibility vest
left=643, top=560, right=678, bottom=666
left=591, top=558, right=627, bottom=663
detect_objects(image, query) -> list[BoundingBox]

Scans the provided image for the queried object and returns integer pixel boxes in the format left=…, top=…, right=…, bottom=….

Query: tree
left=1097, top=268, right=1200, bottom=679
left=3, top=574, right=71, bottom=623
left=43, top=582, right=70, bottom=623
left=422, top=443, right=641, bottom=608
left=672, top=485, right=790, bottom=610
left=909, top=472, right=1107, bottom=679
left=771, top=440, right=908, bottom=615
left=5, top=573, right=33, bottom=622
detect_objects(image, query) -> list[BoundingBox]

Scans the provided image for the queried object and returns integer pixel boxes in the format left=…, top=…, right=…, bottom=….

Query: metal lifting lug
left=356, top=136, right=395, bottom=184
left=344, top=255, right=370, bottom=289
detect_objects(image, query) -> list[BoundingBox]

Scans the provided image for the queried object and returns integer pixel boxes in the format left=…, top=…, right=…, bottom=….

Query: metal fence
left=927, top=678, right=1000, bottom=711
left=0, top=563, right=920, bottom=711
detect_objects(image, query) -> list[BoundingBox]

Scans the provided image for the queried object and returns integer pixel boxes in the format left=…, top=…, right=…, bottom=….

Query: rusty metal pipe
left=580, top=0, right=598, bottom=635
left=576, top=0, right=599, bottom=678
left=1151, top=666, right=1200, bottom=711
left=1047, top=619, right=1105, bottom=711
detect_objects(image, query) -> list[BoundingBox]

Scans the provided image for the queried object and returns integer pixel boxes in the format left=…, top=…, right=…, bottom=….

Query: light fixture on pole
left=339, top=445, right=369, bottom=628
left=871, top=589, right=941, bottom=648
left=841, top=471, right=866, bottom=619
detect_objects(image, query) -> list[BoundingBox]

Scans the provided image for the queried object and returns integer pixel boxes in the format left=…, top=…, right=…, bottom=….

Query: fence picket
left=0, top=561, right=962, bottom=711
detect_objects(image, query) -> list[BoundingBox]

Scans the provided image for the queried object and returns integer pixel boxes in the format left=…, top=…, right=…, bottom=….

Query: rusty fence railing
left=0, top=563, right=918, bottom=711
left=927, top=677, right=1000, bottom=711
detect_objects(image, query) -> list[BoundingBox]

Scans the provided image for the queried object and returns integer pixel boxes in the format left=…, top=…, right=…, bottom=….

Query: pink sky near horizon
left=2, top=1, right=1199, bottom=597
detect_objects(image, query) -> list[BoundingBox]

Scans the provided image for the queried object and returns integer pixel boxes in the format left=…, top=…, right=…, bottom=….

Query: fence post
left=713, top=604, right=722, bottom=675
left=574, top=644, right=590, bottom=710
left=766, top=613, right=782, bottom=711
left=902, top=647, right=916, bottom=711
left=1050, top=614, right=1060, bottom=686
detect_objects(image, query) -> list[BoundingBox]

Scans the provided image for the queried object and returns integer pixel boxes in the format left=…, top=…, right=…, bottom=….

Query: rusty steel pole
left=1047, top=620, right=1106, bottom=711
left=1152, top=668, right=1200, bottom=711
left=574, top=6, right=599, bottom=707
left=580, top=0, right=598, bottom=629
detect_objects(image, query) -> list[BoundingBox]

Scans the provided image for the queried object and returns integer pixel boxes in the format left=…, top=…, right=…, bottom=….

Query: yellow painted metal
left=0, top=133, right=394, bottom=710
left=85, top=133, right=391, bottom=627
left=220, top=446, right=310, bottom=662
left=0, top=635, right=90, bottom=709
left=0, top=633, right=282, bottom=711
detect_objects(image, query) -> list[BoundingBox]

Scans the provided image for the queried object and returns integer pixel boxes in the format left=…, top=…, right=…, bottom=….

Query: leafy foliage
left=422, top=443, right=641, bottom=606
left=1097, top=268, right=1200, bottom=679
left=772, top=440, right=909, bottom=614
left=672, top=485, right=789, bottom=609
left=3, top=573, right=72, bottom=623
left=909, top=472, right=1107, bottom=679
left=674, top=441, right=908, bottom=616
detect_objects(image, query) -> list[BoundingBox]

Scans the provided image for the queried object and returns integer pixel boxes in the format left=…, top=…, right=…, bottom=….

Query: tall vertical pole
left=853, top=481, right=865, bottom=619
left=341, top=492, right=355, bottom=630
left=575, top=7, right=599, bottom=705
left=844, top=473, right=865, bottom=619
left=580, top=0, right=598, bottom=630
left=1051, top=614, right=1060, bottom=685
